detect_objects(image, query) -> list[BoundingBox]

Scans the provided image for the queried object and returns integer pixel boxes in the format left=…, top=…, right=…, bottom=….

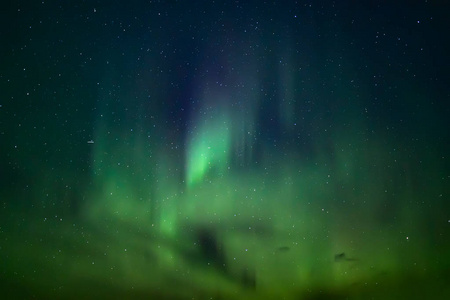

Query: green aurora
left=1, top=1, right=450, bottom=299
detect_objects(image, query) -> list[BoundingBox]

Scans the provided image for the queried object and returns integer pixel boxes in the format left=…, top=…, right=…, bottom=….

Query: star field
left=1, top=1, right=449, bottom=299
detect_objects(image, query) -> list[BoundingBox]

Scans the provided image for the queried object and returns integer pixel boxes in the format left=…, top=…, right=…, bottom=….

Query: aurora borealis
left=1, top=1, right=450, bottom=299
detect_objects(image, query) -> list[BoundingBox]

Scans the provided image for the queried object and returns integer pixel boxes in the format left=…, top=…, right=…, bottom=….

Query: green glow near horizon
left=3, top=116, right=448, bottom=299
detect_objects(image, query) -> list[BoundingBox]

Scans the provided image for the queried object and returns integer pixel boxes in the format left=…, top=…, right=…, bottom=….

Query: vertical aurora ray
left=186, top=108, right=232, bottom=188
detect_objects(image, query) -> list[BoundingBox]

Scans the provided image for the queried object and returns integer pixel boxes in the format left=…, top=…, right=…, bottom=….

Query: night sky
left=1, top=1, right=450, bottom=299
